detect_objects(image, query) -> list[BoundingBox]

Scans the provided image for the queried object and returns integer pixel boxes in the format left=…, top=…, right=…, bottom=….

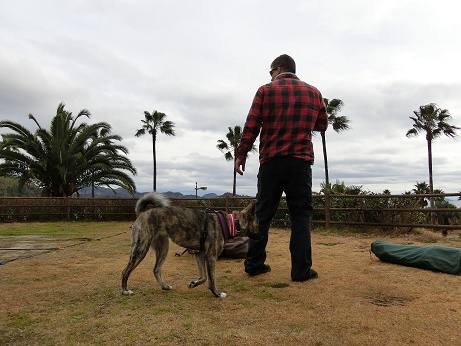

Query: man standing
left=235, top=54, right=328, bottom=282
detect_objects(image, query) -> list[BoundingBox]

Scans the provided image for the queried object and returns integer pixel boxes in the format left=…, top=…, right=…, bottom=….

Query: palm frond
left=0, top=103, right=137, bottom=196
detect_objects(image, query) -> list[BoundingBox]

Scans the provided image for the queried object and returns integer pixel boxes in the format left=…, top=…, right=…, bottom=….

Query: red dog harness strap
left=216, top=211, right=238, bottom=241
left=228, top=213, right=237, bottom=237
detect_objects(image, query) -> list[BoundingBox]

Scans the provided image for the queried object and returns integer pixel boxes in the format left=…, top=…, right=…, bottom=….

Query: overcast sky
left=1, top=0, right=460, bottom=197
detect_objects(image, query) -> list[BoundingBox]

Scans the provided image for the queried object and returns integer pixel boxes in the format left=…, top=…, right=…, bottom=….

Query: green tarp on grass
left=371, top=241, right=461, bottom=275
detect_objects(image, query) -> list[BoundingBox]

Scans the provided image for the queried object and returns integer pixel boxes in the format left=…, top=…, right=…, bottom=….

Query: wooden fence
left=316, top=192, right=461, bottom=230
left=0, top=197, right=137, bottom=222
left=0, top=193, right=460, bottom=230
left=0, top=196, right=254, bottom=222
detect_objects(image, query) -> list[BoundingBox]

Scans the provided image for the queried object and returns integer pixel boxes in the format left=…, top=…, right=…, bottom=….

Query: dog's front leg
left=189, top=252, right=207, bottom=288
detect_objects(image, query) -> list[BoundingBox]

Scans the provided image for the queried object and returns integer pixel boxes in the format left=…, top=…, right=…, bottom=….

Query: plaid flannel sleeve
left=237, top=88, right=263, bottom=160
left=313, top=95, right=328, bottom=132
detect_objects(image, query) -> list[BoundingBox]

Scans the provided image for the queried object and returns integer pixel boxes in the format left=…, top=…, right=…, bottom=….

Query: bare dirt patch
left=1, top=223, right=461, bottom=345
left=366, top=294, right=413, bottom=307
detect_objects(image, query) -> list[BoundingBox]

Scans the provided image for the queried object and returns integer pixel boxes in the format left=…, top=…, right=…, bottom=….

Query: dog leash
left=175, top=248, right=189, bottom=257
left=200, top=214, right=209, bottom=251
left=174, top=214, right=209, bottom=256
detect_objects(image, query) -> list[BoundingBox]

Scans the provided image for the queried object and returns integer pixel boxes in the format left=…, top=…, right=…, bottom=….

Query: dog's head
left=233, top=200, right=262, bottom=240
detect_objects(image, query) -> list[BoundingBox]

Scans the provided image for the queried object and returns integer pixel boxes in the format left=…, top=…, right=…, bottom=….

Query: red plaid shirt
left=238, top=73, right=328, bottom=164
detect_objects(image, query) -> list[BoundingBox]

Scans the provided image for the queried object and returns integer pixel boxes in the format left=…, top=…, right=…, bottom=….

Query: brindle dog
left=121, top=192, right=260, bottom=298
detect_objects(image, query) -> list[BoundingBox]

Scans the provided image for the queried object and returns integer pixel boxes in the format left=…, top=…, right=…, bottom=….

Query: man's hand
left=235, top=157, right=246, bottom=175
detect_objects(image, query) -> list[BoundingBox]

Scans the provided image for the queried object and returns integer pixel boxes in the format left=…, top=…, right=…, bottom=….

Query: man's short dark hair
left=271, top=54, right=296, bottom=74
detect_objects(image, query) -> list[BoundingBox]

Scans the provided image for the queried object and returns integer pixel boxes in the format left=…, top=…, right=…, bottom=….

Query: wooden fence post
left=66, top=197, right=71, bottom=221
left=325, top=191, right=331, bottom=228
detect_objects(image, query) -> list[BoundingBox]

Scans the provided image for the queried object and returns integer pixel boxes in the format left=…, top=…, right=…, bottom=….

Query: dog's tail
left=135, top=192, right=170, bottom=216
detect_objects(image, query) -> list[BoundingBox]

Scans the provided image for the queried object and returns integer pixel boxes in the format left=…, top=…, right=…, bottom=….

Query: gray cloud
left=1, top=0, right=460, bottom=197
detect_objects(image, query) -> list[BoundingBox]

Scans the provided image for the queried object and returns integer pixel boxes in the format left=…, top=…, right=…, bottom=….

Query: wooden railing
left=0, top=193, right=460, bottom=230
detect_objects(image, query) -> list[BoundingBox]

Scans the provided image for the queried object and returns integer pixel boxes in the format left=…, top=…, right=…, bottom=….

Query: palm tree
left=411, top=181, right=430, bottom=208
left=406, top=103, right=459, bottom=208
left=319, top=179, right=363, bottom=195
left=135, top=110, right=175, bottom=191
left=216, top=125, right=256, bottom=196
left=0, top=102, right=137, bottom=197
left=412, top=181, right=430, bottom=195
left=411, top=181, right=445, bottom=206
left=321, top=98, right=351, bottom=190
left=83, top=126, right=137, bottom=197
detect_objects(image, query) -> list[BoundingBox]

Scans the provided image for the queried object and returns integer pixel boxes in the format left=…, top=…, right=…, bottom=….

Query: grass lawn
left=1, top=222, right=460, bottom=345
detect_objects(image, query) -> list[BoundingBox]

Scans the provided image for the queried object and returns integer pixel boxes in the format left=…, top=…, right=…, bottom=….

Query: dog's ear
left=241, top=200, right=256, bottom=216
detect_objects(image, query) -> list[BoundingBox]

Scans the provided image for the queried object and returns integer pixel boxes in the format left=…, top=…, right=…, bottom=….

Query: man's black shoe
left=292, top=268, right=318, bottom=282
left=308, top=269, right=318, bottom=279
left=245, top=264, right=271, bottom=276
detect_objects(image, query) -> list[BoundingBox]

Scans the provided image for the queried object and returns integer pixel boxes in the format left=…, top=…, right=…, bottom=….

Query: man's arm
left=235, top=89, right=263, bottom=174
left=235, top=157, right=246, bottom=176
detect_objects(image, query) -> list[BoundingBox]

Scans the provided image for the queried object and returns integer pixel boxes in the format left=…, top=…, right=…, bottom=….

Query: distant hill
left=75, top=187, right=141, bottom=198
left=203, top=193, right=218, bottom=198
left=75, top=187, right=225, bottom=199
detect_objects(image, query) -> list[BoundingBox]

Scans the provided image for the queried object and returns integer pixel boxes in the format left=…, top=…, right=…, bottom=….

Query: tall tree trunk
left=152, top=134, right=157, bottom=192
left=232, top=167, right=237, bottom=196
left=426, top=134, right=435, bottom=225
left=232, top=149, right=237, bottom=196
left=427, top=136, right=434, bottom=207
left=321, top=131, right=330, bottom=190
left=427, top=139, right=434, bottom=204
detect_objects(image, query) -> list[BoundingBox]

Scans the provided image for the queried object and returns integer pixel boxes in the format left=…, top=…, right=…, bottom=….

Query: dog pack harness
left=217, top=212, right=239, bottom=241
left=200, top=212, right=240, bottom=250
left=176, top=211, right=245, bottom=256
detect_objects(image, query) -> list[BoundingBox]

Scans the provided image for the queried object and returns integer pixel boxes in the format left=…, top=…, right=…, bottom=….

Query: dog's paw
left=122, top=289, right=133, bottom=295
left=189, top=278, right=206, bottom=288
left=218, top=292, right=227, bottom=298
left=189, top=280, right=205, bottom=288
left=161, top=284, right=172, bottom=291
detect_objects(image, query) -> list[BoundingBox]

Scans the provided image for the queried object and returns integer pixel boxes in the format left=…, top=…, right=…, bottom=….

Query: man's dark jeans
left=244, top=157, right=314, bottom=281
